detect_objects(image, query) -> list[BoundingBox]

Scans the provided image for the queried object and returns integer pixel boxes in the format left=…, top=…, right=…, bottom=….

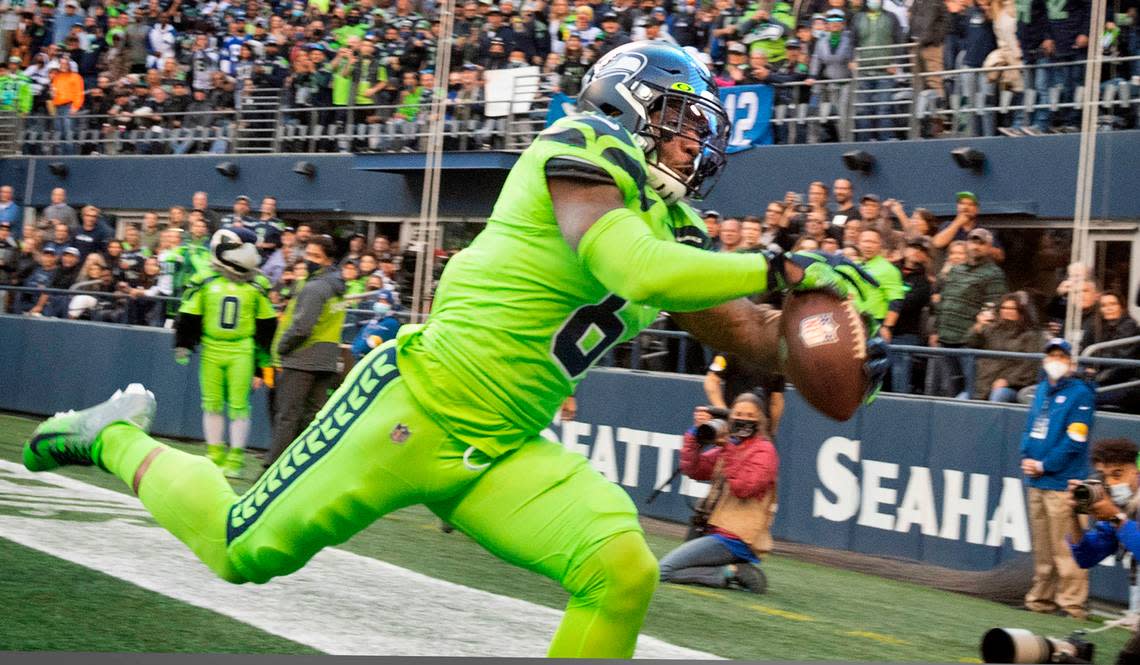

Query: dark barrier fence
left=3, top=314, right=1137, bottom=603
left=0, top=315, right=274, bottom=446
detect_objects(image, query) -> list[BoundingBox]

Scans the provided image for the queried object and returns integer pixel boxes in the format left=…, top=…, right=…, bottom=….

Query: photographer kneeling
left=659, top=393, right=778, bottom=594
left=1067, top=438, right=1140, bottom=664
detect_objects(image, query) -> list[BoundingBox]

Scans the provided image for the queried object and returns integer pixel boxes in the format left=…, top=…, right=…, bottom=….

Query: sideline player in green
left=23, top=43, right=886, bottom=658
left=174, top=227, right=277, bottom=478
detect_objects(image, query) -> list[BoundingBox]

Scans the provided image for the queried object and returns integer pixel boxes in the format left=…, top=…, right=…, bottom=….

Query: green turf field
left=0, top=412, right=1130, bottom=660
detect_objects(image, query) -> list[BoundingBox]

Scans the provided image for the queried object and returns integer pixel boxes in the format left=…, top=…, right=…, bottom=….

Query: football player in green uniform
left=24, top=43, right=886, bottom=658
left=174, top=227, right=277, bottom=478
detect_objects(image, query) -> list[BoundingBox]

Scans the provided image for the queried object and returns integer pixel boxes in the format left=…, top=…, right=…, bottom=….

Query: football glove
left=174, top=347, right=191, bottom=366
left=767, top=250, right=879, bottom=308
left=863, top=334, right=891, bottom=406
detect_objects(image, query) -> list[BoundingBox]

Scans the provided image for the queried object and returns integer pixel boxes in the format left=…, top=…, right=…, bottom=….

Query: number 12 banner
left=719, top=84, right=775, bottom=153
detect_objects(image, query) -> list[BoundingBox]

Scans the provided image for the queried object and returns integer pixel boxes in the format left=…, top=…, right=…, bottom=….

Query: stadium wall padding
left=0, top=315, right=273, bottom=446
left=3, top=314, right=1137, bottom=603
left=3, top=129, right=1140, bottom=220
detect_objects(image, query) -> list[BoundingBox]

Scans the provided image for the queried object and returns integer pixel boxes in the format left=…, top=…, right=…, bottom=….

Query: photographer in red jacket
left=658, top=393, right=779, bottom=594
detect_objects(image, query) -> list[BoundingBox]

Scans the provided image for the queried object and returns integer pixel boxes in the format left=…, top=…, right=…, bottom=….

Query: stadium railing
left=3, top=72, right=556, bottom=156
left=1080, top=334, right=1140, bottom=396
left=4, top=281, right=1138, bottom=411
left=15, top=108, right=239, bottom=156
left=769, top=52, right=1140, bottom=144
left=9, top=56, right=1139, bottom=155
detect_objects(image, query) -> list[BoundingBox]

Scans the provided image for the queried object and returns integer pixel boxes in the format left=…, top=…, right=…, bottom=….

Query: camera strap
left=693, top=458, right=727, bottom=518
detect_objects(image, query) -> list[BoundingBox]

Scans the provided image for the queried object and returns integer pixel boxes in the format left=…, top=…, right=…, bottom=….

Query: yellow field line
left=750, top=604, right=816, bottom=622
left=670, top=585, right=817, bottom=622
left=842, top=630, right=910, bottom=646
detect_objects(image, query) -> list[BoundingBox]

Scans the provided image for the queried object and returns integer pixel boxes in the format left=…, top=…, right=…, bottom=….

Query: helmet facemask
left=638, top=89, right=729, bottom=204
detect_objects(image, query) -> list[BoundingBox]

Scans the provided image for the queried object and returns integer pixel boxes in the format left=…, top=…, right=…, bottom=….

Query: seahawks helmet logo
left=584, top=50, right=648, bottom=89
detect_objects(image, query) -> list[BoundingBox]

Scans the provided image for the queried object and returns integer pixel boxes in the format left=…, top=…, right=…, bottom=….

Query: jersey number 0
left=219, top=295, right=240, bottom=330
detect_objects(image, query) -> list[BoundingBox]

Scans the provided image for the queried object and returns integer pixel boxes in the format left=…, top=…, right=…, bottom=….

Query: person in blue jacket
left=1067, top=437, right=1140, bottom=663
left=350, top=291, right=402, bottom=360
left=1020, top=337, right=1096, bottom=619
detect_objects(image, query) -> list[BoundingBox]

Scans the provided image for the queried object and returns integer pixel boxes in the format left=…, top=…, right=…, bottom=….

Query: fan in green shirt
left=856, top=227, right=905, bottom=335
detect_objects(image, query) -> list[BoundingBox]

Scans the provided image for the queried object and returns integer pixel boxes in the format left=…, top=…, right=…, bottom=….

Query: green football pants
left=198, top=343, right=255, bottom=419
left=98, top=342, right=657, bottom=658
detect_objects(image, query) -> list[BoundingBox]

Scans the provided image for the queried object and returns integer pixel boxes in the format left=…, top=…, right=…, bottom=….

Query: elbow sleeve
left=174, top=313, right=203, bottom=350
left=577, top=207, right=768, bottom=312
left=254, top=317, right=277, bottom=353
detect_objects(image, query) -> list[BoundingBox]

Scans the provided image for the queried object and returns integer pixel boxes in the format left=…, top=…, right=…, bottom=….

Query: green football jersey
left=180, top=270, right=276, bottom=350
left=397, top=113, right=711, bottom=456
left=180, top=240, right=214, bottom=280
left=859, top=254, right=905, bottom=322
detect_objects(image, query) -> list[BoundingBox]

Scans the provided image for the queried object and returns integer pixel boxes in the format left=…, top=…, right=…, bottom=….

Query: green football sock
left=98, top=423, right=246, bottom=583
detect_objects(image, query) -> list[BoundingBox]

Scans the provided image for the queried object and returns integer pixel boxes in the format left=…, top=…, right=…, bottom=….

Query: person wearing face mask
left=351, top=291, right=402, bottom=360
left=1067, top=438, right=1140, bottom=662
left=1020, top=337, right=1096, bottom=619
left=265, top=235, right=347, bottom=470
left=658, top=393, right=779, bottom=594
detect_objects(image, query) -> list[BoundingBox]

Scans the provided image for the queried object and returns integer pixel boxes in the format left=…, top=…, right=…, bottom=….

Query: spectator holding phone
left=962, top=291, right=1044, bottom=402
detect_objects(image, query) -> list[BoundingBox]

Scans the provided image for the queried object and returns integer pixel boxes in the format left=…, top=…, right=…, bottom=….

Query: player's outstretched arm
left=671, top=300, right=784, bottom=374
left=550, top=176, right=769, bottom=312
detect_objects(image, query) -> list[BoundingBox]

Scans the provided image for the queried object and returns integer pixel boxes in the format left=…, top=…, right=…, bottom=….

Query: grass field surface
left=0, top=412, right=1130, bottom=660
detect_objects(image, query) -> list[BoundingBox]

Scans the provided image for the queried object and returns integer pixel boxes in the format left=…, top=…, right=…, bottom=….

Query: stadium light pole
left=410, top=0, right=456, bottom=323
left=1063, top=0, right=1108, bottom=352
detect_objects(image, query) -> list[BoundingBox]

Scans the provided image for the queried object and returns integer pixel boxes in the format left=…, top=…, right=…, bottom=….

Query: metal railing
left=15, top=109, right=239, bottom=155
left=4, top=282, right=1138, bottom=409
left=1081, top=335, right=1140, bottom=396
left=269, top=101, right=529, bottom=153
left=272, top=71, right=553, bottom=154
left=849, top=42, right=920, bottom=141
left=768, top=53, right=1140, bottom=144
left=12, top=81, right=687, bottom=152
left=1, top=74, right=555, bottom=157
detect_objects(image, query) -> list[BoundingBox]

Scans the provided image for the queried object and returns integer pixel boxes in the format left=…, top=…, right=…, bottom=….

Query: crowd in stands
left=696, top=179, right=1140, bottom=412
left=0, top=182, right=1137, bottom=411
left=0, top=187, right=408, bottom=348
left=0, top=0, right=1133, bottom=153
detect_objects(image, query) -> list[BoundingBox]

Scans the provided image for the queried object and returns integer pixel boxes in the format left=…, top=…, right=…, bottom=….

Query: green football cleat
left=222, top=448, right=244, bottom=479
left=23, top=383, right=156, bottom=472
left=206, top=444, right=226, bottom=465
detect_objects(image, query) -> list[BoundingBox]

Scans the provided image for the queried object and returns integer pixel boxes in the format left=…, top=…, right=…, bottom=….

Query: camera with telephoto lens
left=1072, top=472, right=1107, bottom=514
left=980, top=628, right=1094, bottom=664
left=696, top=407, right=731, bottom=444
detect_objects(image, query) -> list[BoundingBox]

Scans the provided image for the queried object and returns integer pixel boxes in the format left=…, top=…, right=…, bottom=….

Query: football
left=779, top=290, right=870, bottom=422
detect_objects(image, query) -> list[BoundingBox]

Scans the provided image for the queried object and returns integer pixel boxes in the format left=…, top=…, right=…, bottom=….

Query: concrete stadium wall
left=706, top=129, right=1140, bottom=220
left=0, top=154, right=509, bottom=218
left=2, top=130, right=1139, bottom=219
left=3, top=313, right=1137, bottom=602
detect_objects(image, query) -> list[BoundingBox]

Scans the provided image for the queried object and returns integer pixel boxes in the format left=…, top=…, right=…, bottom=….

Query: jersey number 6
left=552, top=294, right=627, bottom=379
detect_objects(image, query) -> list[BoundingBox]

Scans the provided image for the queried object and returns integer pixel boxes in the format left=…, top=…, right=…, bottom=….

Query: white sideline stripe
left=0, top=461, right=719, bottom=659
